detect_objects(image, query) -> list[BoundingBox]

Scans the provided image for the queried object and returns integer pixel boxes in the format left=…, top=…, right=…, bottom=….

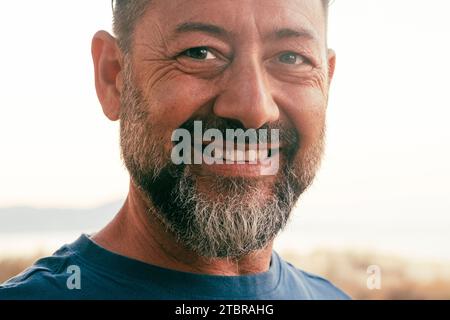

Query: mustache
left=179, top=117, right=299, bottom=152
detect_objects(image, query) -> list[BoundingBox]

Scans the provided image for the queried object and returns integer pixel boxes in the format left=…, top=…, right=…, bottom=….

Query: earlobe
left=91, top=30, right=123, bottom=121
left=327, top=48, right=336, bottom=84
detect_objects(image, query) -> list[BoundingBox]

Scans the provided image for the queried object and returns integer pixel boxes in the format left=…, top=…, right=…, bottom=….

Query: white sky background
left=0, top=1, right=449, bottom=259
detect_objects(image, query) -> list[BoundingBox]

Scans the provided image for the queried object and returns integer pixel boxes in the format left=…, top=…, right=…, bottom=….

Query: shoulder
left=300, top=269, right=351, bottom=300
left=278, top=256, right=351, bottom=300
left=0, top=245, right=81, bottom=300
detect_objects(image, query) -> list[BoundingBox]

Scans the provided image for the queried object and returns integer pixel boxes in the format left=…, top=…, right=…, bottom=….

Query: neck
left=92, top=180, right=273, bottom=276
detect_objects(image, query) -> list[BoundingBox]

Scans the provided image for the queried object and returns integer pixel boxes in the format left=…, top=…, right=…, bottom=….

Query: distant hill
left=0, top=200, right=123, bottom=233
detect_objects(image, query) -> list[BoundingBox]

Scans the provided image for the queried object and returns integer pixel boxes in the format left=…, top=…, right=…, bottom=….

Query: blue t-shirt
left=0, top=234, right=350, bottom=300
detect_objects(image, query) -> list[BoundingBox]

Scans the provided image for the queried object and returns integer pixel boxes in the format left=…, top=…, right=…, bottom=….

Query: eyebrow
left=171, top=21, right=318, bottom=43
left=272, top=27, right=318, bottom=42
left=173, top=22, right=229, bottom=39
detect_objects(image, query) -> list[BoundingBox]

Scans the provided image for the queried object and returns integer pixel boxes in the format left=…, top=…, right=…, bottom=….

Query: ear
left=92, top=31, right=123, bottom=121
left=327, top=48, right=336, bottom=84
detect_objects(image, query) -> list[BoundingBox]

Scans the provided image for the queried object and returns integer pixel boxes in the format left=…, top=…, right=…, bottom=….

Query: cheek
left=138, top=74, right=219, bottom=156
left=277, top=85, right=327, bottom=146
left=145, top=75, right=217, bottom=129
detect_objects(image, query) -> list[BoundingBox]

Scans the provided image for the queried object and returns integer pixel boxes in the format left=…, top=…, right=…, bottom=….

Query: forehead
left=137, top=0, right=326, bottom=44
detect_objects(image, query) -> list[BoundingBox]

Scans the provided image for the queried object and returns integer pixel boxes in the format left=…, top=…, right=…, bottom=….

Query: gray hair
left=112, top=0, right=330, bottom=54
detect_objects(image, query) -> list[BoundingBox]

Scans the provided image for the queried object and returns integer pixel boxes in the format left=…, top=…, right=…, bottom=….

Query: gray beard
left=138, top=163, right=300, bottom=259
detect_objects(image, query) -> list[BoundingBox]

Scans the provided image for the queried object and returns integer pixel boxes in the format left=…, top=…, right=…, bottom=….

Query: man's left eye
left=181, top=47, right=217, bottom=60
left=278, top=52, right=306, bottom=65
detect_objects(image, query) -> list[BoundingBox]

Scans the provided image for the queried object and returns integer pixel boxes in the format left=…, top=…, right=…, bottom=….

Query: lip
left=194, top=162, right=279, bottom=177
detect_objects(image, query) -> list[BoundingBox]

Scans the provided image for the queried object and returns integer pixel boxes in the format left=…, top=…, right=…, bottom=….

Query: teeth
left=236, top=150, right=245, bottom=162
left=224, top=149, right=234, bottom=161
left=224, top=149, right=245, bottom=162
left=219, top=145, right=277, bottom=163
left=258, top=148, right=270, bottom=161
left=246, top=149, right=258, bottom=163
left=213, top=147, right=223, bottom=159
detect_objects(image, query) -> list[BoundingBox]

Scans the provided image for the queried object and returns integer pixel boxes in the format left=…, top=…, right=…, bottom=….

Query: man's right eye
left=181, top=47, right=217, bottom=60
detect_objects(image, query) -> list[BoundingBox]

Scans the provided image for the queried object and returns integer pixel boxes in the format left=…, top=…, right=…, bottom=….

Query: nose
left=213, top=58, right=279, bottom=129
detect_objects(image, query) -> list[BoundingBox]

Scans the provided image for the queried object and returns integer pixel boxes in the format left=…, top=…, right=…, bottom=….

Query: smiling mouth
left=191, top=142, right=280, bottom=164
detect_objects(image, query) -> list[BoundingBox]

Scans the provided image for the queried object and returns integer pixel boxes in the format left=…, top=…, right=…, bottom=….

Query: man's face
left=119, top=0, right=333, bottom=259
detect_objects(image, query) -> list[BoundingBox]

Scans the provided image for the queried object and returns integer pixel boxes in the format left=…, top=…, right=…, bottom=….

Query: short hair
left=112, top=0, right=330, bottom=54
